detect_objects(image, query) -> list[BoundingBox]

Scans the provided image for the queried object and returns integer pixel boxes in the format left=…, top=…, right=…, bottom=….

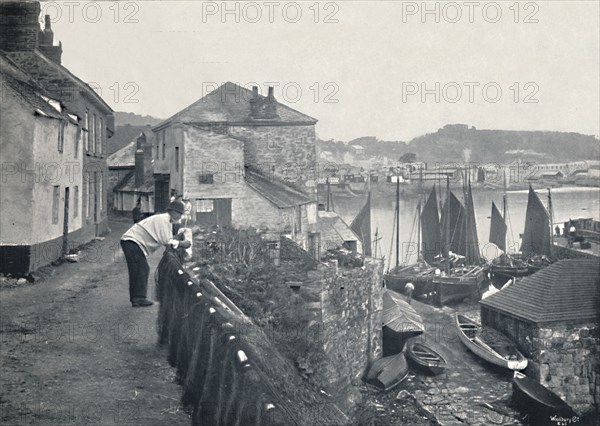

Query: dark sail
left=464, top=182, right=481, bottom=264
left=441, top=191, right=466, bottom=257
left=489, top=201, right=507, bottom=252
left=521, top=186, right=551, bottom=256
left=421, top=186, right=441, bottom=263
left=351, top=191, right=372, bottom=257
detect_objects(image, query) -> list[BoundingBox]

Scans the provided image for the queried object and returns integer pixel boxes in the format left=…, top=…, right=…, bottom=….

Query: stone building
left=480, top=259, right=600, bottom=415
left=151, top=83, right=324, bottom=249
left=0, top=1, right=114, bottom=267
left=108, top=133, right=155, bottom=216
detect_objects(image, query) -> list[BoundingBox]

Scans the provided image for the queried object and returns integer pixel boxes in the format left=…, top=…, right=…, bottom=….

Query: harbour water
left=329, top=186, right=600, bottom=270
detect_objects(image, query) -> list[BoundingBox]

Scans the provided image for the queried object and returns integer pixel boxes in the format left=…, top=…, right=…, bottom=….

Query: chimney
left=38, top=15, right=62, bottom=65
left=0, top=2, right=41, bottom=52
left=135, top=133, right=146, bottom=188
left=249, top=86, right=279, bottom=120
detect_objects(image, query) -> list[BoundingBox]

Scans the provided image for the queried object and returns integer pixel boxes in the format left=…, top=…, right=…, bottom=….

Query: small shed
left=480, top=259, right=600, bottom=415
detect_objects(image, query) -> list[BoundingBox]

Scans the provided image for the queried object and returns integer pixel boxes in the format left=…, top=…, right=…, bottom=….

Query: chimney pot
left=268, top=86, right=274, bottom=99
left=252, top=86, right=259, bottom=98
left=44, top=15, right=51, bottom=29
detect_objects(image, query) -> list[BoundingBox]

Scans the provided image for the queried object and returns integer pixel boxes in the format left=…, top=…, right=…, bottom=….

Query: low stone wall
left=314, top=258, right=384, bottom=389
left=156, top=250, right=346, bottom=426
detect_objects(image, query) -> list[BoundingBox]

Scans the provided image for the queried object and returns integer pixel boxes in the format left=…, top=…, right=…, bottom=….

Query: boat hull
left=433, top=268, right=486, bottom=305
left=406, top=342, right=447, bottom=375
left=366, top=352, right=409, bottom=391
left=512, top=373, right=576, bottom=424
left=455, top=314, right=528, bottom=371
left=384, top=267, right=435, bottom=298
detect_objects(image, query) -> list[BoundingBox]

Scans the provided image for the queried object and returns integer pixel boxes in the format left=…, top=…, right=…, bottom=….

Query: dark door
left=155, top=176, right=169, bottom=213
left=215, top=199, right=232, bottom=227
left=196, top=199, right=232, bottom=227
left=62, top=187, right=70, bottom=255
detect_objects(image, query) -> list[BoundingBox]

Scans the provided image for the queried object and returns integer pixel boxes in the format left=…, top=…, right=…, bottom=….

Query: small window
left=99, top=172, right=103, bottom=211
left=73, top=186, right=79, bottom=217
left=197, top=199, right=214, bottom=212
left=87, top=174, right=92, bottom=217
left=52, top=186, right=60, bottom=224
left=295, top=206, right=302, bottom=233
left=99, top=118, right=103, bottom=155
left=90, top=114, right=96, bottom=153
left=57, top=121, right=65, bottom=153
left=162, top=132, right=166, bottom=160
left=84, top=110, right=89, bottom=152
left=198, top=174, right=214, bottom=184
left=175, top=147, right=179, bottom=172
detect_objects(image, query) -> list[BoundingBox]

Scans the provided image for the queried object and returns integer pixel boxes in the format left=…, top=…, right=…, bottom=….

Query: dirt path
left=0, top=217, right=189, bottom=425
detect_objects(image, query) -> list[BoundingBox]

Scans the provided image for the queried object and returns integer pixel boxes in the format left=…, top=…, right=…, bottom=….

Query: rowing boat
left=406, top=342, right=447, bottom=375
left=455, top=314, right=528, bottom=371
left=366, top=352, right=409, bottom=391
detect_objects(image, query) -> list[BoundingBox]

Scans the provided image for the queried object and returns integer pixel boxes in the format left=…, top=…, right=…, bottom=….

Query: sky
left=46, top=1, right=600, bottom=142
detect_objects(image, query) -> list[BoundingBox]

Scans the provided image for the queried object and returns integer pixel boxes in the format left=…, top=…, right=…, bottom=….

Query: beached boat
left=384, top=180, right=437, bottom=298
left=489, top=189, right=533, bottom=281
left=366, top=352, right=409, bottom=391
left=455, top=314, right=528, bottom=371
left=406, top=342, right=447, bottom=375
left=432, top=180, right=487, bottom=305
left=512, top=372, right=576, bottom=423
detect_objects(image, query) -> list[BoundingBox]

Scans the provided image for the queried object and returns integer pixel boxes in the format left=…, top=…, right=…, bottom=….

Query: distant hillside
left=317, top=125, right=599, bottom=164
left=408, top=124, right=600, bottom=163
left=114, top=111, right=163, bottom=127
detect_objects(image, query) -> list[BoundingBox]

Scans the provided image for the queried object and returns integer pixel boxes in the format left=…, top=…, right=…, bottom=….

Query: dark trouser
left=120, top=240, right=149, bottom=303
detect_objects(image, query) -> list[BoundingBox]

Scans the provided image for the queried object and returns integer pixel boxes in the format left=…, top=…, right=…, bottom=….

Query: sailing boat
left=432, top=177, right=487, bottom=305
left=489, top=194, right=530, bottom=281
left=383, top=177, right=437, bottom=298
left=520, top=185, right=555, bottom=273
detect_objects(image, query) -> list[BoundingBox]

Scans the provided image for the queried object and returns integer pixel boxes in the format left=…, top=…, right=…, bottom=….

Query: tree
left=399, top=152, right=417, bottom=163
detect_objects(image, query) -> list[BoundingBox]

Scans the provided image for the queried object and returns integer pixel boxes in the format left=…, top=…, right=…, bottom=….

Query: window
left=197, top=199, right=214, bottom=212
left=52, top=186, right=60, bottom=224
left=87, top=174, right=92, bottom=217
left=90, top=114, right=96, bottom=153
left=99, top=118, right=103, bottom=155
left=175, top=147, right=179, bottom=172
left=295, top=206, right=302, bottom=233
left=99, top=172, right=103, bottom=211
left=156, top=132, right=160, bottom=159
left=198, top=174, right=214, bottom=184
left=162, top=134, right=166, bottom=159
left=57, top=121, right=65, bottom=152
left=93, top=114, right=98, bottom=154
left=73, top=186, right=79, bottom=218
left=75, top=125, right=80, bottom=158
left=84, top=110, right=89, bottom=152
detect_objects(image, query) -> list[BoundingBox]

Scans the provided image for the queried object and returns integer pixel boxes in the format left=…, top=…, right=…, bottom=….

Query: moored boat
left=433, top=266, right=486, bottom=305
left=406, top=342, right=447, bottom=375
left=366, top=352, right=409, bottom=391
left=455, top=314, right=528, bottom=371
left=512, top=372, right=577, bottom=424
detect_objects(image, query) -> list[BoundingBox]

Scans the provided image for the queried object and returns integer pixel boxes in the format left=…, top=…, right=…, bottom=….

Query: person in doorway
left=132, top=197, right=143, bottom=223
left=120, top=200, right=191, bottom=307
left=555, top=225, right=561, bottom=237
left=405, top=282, right=415, bottom=305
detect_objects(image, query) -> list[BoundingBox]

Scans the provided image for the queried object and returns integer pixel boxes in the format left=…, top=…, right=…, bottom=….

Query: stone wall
left=156, top=249, right=348, bottom=426
left=535, top=323, right=599, bottom=415
left=481, top=308, right=599, bottom=415
left=314, top=259, right=384, bottom=389
left=229, top=125, right=317, bottom=196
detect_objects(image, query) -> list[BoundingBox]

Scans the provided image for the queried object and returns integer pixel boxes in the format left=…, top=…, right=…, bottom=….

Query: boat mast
left=395, top=170, right=400, bottom=268
left=547, top=188, right=554, bottom=252
left=445, top=176, right=450, bottom=274
left=417, top=167, right=423, bottom=263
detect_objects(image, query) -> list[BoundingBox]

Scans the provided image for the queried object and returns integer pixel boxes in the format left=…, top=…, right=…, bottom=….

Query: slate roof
left=153, top=82, right=317, bottom=130
left=114, top=170, right=154, bottom=193
left=480, top=259, right=600, bottom=324
left=5, top=50, right=113, bottom=114
left=245, top=170, right=313, bottom=208
left=317, top=211, right=361, bottom=245
left=0, top=54, right=75, bottom=122
left=107, top=141, right=136, bottom=168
